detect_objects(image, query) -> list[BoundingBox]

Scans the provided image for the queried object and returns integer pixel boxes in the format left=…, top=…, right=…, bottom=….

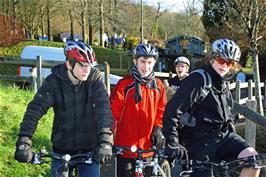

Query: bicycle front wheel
left=159, top=159, right=171, bottom=177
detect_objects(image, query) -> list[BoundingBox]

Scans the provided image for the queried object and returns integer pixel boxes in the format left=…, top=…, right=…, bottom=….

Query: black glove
left=93, top=143, right=112, bottom=164
left=14, top=136, right=33, bottom=163
left=165, top=143, right=186, bottom=163
left=151, top=126, right=164, bottom=147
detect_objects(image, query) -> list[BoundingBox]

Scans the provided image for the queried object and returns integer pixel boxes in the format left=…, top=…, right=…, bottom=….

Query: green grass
left=0, top=81, right=53, bottom=177
left=0, top=39, right=65, bottom=58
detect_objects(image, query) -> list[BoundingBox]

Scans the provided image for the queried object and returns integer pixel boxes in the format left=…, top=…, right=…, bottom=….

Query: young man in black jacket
left=163, top=39, right=260, bottom=177
left=167, top=56, right=190, bottom=91
left=14, top=41, right=113, bottom=177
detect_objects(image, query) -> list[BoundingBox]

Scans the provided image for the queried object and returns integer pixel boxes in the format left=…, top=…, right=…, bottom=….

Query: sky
left=141, top=0, right=203, bottom=13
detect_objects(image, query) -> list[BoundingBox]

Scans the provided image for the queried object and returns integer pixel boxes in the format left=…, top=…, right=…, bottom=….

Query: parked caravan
left=19, top=46, right=66, bottom=78
left=19, top=46, right=122, bottom=85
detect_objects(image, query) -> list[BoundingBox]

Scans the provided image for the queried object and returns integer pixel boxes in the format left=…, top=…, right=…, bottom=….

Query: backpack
left=179, top=69, right=212, bottom=128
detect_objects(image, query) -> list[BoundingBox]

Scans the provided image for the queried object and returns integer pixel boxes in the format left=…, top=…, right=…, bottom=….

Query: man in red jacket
left=110, top=43, right=167, bottom=177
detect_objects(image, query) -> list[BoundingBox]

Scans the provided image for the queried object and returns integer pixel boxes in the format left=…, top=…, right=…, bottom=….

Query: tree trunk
left=47, top=0, right=51, bottom=41
left=252, top=43, right=264, bottom=116
left=99, top=0, right=104, bottom=47
left=81, top=12, right=87, bottom=43
left=69, top=10, right=74, bottom=40
left=89, top=23, right=93, bottom=45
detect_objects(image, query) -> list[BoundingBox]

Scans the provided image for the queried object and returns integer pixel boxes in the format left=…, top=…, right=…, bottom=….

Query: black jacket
left=168, top=76, right=182, bottom=91
left=163, top=64, right=232, bottom=145
left=18, top=64, right=113, bottom=152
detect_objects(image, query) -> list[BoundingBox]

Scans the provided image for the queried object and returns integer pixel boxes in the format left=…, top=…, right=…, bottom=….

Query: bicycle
left=113, top=145, right=171, bottom=177
left=175, top=153, right=266, bottom=177
left=31, top=149, right=95, bottom=177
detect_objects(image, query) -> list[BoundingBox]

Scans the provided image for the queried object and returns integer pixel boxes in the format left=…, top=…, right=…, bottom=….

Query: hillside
left=0, top=40, right=132, bottom=77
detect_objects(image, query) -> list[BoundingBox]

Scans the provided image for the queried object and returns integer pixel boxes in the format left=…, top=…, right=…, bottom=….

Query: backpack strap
left=179, top=69, right=212, bottom=128
left=191, top=69, right=212, bottom=104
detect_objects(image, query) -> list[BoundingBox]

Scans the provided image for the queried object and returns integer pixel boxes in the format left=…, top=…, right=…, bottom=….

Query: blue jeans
left=51, top=152, right=100, bottom=177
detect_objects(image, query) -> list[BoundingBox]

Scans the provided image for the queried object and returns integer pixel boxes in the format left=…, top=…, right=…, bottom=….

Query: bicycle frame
left=113, top=146, right=169, bottom=177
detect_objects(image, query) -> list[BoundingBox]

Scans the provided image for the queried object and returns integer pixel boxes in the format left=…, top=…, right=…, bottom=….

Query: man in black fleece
left=14, top=41, right=113, bottom=177
left=163, top=39, right=260, bottom=177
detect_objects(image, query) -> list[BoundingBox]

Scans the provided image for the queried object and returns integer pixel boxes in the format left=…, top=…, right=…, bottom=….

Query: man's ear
left=133, top=58, right=137, bottom=65
left=65, top=60, right=71, bottom=70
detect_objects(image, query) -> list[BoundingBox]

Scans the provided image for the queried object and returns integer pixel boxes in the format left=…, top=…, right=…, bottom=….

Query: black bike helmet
left=133, top=44, right=159, bottom=58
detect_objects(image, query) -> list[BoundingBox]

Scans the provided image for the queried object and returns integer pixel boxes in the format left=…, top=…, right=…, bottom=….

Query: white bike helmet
left=174, top=56, right=190, bottom=66
left=212, top=39, right=241, bottom=62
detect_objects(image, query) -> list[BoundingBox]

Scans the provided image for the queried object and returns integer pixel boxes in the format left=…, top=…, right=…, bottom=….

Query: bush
left=124, top=36, right=140, bottom=50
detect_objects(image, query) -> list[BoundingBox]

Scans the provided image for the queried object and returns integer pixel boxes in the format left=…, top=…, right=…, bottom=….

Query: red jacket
left=110, top=75, right=167, bottom=158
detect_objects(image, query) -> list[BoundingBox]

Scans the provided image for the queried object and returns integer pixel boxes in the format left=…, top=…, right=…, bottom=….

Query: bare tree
left=229, top=0, right=265, bottom=116
left=183, top=0, right=204, bottom=37
left=149, top=1, right=167, bottom=40
left=203, top=0, right=265, bottom=115
left=14, top=0, right=46, bottom=39
left=43, top=0, right=62, bottom=40
left=66, top=0, right=89, bottom=42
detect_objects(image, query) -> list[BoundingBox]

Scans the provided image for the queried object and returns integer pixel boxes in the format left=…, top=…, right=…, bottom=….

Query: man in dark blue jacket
left=14, top=41, right=113, bottom=177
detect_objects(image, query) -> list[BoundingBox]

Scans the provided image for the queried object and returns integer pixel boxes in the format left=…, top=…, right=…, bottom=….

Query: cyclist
left=168, top=56, right=190, bottom=91
left=110, top=43, right=167, bottom=177
left=163, top=39, right=260, bottom=177
left=14, top=41, right=113, bottom=177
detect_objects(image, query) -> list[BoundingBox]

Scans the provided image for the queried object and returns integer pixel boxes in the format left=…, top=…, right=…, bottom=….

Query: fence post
left=264, top=80, right=266, bottom=108
left=248, top=79, right=253, bottom=99
left=119, top=55, right=123, bottom=69
left=30, top=67, right=37, bottom=92
left=235, top=80, right=241, bottom=103
left=36, top=56, right=42, bottom=90
left=104, top=62, right=110, bottom=95
left=245, top=99, right=257, bottom=148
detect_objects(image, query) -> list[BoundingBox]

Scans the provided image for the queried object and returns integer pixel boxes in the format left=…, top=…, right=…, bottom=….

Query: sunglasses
left=215, top=57, right=235, bottom=67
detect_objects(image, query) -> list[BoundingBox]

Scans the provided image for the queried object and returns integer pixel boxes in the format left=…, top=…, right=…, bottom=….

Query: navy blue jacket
left=19, top=64, right=113, bottom=152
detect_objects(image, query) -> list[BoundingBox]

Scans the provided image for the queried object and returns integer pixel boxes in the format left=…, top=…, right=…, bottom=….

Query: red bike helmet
left=64, top=41, right=97, bottom=66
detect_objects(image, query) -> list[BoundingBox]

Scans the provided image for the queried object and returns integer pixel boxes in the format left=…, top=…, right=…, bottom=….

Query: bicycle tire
left=159, top=159, right=171, bottom=177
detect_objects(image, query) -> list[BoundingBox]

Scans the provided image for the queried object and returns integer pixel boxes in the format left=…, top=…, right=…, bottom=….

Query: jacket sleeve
left=162, top=73, right=204, bottom=144
left=18, top=78, right=55, bottom=138
left=91, top=69, right=114, bottom=145
left=154, top=79, right=167, bottom=128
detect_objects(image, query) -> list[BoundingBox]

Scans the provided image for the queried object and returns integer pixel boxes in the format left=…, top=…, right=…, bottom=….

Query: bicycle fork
left=135, top=160, right=144, bottom=177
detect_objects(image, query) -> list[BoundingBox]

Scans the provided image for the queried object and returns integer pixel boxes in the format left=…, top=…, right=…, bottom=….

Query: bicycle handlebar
left=176, top=153, right=266, bottom=176
left=31, top=149, right=94, bottom=165
left=113, top=146, right=167, bottom=159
